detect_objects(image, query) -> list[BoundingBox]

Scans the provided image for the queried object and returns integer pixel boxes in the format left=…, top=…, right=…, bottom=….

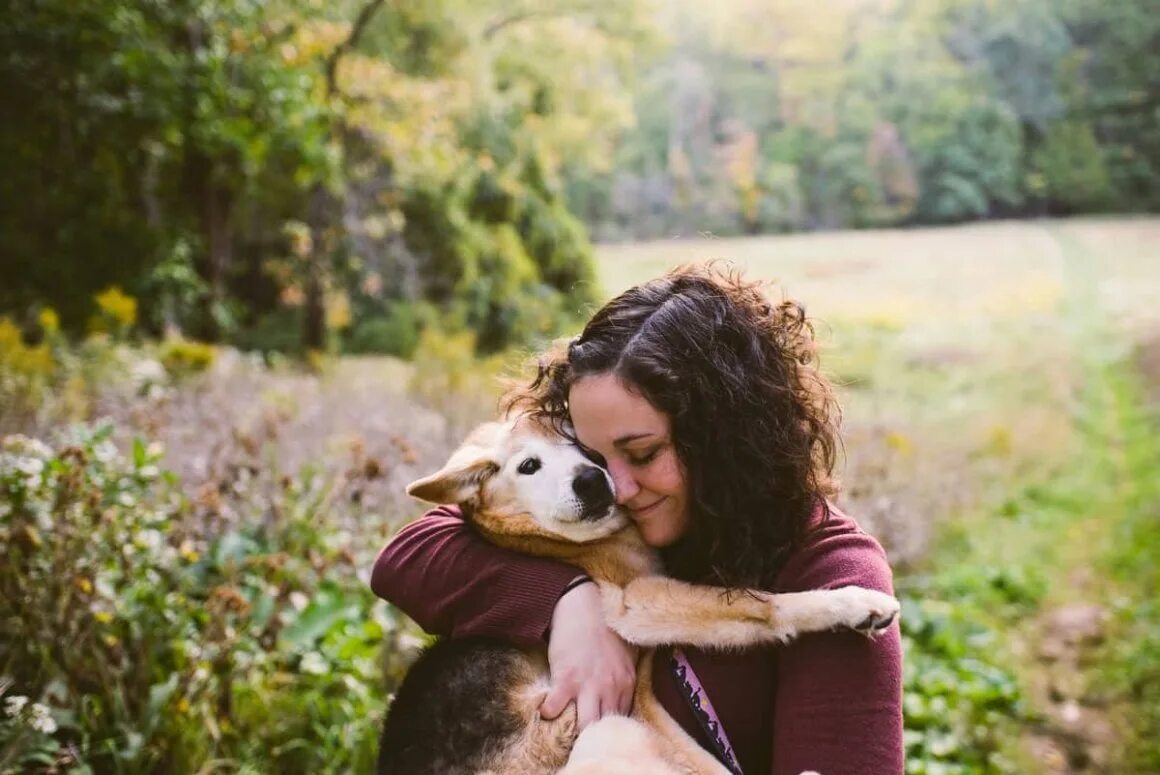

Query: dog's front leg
left=599, top=578, right=899, bottom=649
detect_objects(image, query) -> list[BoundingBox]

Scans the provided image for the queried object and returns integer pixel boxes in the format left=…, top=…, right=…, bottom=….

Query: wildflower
left=38, top=308, right=60, bottom=335
left=135, top=529, right=163, bottom=551
left=177, top=697, right=191, bottom=714
left=16, top=457, right=44, bottom=476
left=94, top=286, right=138, bottom=329
left=4, top=695, right=28, bottom=717
left=179, top=540, right=200, bottom=563
left=29, top=704, right=57, bottom=734
left=300, top=651, right=328, bottom=675
left=93, top=440, right=117, bottom=463
left=2, top=435, right=52, bottom=459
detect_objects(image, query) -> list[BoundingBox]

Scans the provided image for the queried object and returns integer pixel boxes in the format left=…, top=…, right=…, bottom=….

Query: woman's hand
left=539, top=580, right=637, bottom=730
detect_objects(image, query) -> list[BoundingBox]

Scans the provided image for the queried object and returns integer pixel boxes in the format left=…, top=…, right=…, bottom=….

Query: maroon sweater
left=370, top=504, right=903, bottom=775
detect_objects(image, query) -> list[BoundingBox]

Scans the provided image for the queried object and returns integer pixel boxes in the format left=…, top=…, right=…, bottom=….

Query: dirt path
left=1024, top=596, right=1116, bottom=771
left=1020, top=330, right=1160, bottom=772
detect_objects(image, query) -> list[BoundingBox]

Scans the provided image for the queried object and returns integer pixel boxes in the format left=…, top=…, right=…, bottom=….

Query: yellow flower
left=38, top=308, right=60, bottom=335
left=177, top=698, right=191, bottom=714
left=180, top=541, right=200, bottom=563
left=75, top=577, right=93, bottom=594
left=92, top=286, right=138, bottom=333
left=94, top=611, right=113, bottom=624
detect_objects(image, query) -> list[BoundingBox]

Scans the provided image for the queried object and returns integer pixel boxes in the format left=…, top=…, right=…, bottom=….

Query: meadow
left=3, top=216, right=1159, bottom=773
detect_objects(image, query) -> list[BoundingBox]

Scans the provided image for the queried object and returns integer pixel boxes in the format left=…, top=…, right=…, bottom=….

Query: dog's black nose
left=572, top=465, right=613, bottom=517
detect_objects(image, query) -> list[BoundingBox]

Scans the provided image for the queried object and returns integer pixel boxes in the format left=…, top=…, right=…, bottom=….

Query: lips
left=630, top=497, right=667, bottom=519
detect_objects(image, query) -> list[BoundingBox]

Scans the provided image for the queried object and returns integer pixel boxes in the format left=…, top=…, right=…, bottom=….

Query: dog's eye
left=517, top=457, right=541, bottom=475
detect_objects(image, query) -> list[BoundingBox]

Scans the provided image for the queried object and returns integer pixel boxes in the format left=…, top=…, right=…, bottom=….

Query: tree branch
left=325, top=0, right=387, bottom=98
left=482, top=11, right=542, bottom=41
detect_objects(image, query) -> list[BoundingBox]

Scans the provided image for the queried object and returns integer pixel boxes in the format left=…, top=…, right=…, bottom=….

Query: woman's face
left=568, top=373, right=690, bottom=547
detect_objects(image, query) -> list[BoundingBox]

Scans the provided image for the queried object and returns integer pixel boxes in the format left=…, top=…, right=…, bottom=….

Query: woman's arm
left=771, top=519, right=904, bottom=775
left=370, top=505, right=582, bottom=646
left=370, top=505, right=637, bottom=724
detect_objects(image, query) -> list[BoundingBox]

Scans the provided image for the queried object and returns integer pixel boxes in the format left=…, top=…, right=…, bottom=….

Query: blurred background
left=1, top=0, right=1158, bottom=772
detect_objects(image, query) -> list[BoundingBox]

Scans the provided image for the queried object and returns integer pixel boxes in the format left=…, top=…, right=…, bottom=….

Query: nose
left=606, top=460, right=640, bottom=506
left=572, top=465, right=613, bottom=513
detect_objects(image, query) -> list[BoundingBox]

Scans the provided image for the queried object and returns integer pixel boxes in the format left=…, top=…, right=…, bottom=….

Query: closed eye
left=517, top=457, right=541, bottom=475
left=626, top=447, right=661, bottom=466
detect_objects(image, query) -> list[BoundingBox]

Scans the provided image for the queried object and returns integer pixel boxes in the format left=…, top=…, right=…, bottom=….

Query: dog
left=376, top=415, right=899, bottom=774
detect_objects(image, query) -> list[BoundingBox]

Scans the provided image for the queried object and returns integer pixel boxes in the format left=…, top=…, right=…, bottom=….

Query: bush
left=1032, top=121, right=1114, bottom=212
left=0, top=423, right=405, bottom=773
left=232, top=308, right=305, bottom=355
left=158, top=338, right=217, bottom=377
left=344, top=303, right=432, bottom=359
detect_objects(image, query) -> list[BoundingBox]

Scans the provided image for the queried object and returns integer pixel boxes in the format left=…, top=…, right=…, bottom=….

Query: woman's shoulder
left=774, top=502, right=894, bottom=595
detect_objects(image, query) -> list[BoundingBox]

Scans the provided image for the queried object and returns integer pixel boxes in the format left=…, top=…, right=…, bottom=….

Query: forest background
left=2, top=0, right=1159, bottom=773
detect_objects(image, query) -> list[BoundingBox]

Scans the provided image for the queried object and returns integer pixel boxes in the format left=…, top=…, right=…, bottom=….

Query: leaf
left=279, top=588, right=360, bottom=650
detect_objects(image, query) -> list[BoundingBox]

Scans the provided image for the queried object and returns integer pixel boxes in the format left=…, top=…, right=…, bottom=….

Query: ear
left=406, top=444, right=500, bottom=505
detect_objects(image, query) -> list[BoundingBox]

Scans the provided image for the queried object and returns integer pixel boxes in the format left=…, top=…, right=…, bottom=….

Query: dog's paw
left=831, top=586, right=900, bottom=635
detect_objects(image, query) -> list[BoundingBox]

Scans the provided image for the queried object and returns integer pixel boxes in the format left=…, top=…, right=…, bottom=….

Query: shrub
left=344, top=303, right=431, bottom=359
left=0, top=423, right=404, bottom=773
left=158, top=338, right=217, bottom=377
left=0, top=317, right=56, bottom=426
left=1032, top=121, right=1114, bottom=212
left=233, top=308, right=306, bottom=355
left=89, top=287, right=138, bottom=338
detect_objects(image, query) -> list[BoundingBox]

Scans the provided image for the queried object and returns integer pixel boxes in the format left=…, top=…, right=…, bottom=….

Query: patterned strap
left=669, top=648, right=744, bottom=775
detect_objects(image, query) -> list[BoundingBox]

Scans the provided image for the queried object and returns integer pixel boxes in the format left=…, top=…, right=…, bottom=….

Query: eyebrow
left=613, top=432, right=657, bottom=447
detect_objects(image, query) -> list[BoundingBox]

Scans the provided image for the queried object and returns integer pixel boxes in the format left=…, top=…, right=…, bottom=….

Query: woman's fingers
left=544, top=581, right=638, bottom=729
left=576, top=693, right=600, bottom=731
left=539, top=681, right=572, bottom=720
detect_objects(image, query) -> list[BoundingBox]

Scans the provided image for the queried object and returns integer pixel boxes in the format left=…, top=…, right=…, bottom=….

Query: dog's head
left=407, top=417, right=627, bottom=543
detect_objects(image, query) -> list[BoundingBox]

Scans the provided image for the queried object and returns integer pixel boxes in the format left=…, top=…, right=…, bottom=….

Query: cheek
left=649, top=454, right=686, bottom=497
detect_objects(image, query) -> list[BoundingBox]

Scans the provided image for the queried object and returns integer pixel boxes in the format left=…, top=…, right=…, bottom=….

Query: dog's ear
left=406, top=441, right=500, bottom=505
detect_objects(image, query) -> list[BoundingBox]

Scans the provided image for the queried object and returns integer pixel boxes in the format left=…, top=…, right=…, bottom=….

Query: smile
left=630, top=497, right=667, bottom=519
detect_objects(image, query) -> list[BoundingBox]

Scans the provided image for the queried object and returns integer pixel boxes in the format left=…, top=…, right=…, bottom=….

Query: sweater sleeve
left=369, top=505, right=584, bottom=647
left=770, top=522, right=904, bottom=775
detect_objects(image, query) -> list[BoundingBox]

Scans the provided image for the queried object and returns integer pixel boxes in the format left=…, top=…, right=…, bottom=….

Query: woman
left=372, top=264, right=903, bottom=774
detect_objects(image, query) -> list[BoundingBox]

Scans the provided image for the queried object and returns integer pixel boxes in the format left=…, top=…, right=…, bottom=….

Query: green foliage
left=1033, top=121, right=1114, bottom=210
left=158, top=338, right=217, bottom=378
left=563, top=0, right=1160, bottom=237
left=900, top=593, right=1022, bottom=773
left=344, top=303, right=430, bottom=359
left=1, top=0, right=620, bottom=356
left=233, top=308, right=307, bottom=355
left=0, top=423, right=400, bottom=773
left=1092, top=359, right=1160, bottom=771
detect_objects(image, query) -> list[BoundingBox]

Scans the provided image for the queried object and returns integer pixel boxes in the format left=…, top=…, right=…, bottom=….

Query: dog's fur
left=377, top=416, right=899, bottom=774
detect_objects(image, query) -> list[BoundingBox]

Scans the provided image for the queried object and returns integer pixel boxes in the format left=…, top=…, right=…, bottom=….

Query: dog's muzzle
left=572, top=465, right=614, bottom=520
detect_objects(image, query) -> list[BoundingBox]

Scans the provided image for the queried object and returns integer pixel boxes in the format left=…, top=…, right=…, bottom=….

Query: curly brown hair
left=505, top=263, right=841, bottom=590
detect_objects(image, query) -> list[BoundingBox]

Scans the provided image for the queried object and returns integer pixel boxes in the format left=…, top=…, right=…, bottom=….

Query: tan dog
left=376, top=416, right=898, bottom=774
